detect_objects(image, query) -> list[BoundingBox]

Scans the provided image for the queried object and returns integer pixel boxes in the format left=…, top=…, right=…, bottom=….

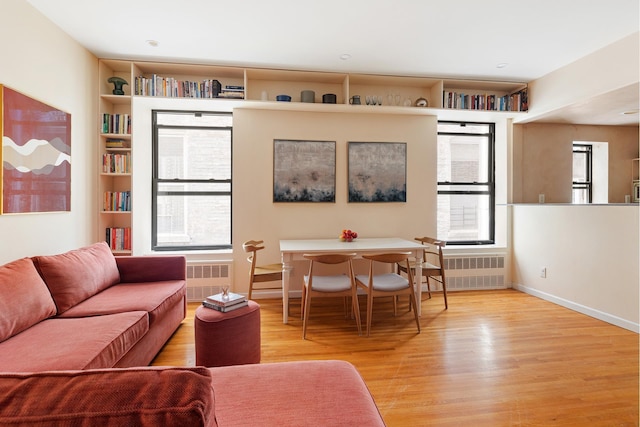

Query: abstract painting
left=1, top=85, right=71, bottom=214
left=273, top=139, right=335, bottom=202
left=348, top=142, right=406, bottom=202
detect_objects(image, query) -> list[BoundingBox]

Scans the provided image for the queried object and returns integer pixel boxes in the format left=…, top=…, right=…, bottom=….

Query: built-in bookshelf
left=99, top=60, right=133, bottom=255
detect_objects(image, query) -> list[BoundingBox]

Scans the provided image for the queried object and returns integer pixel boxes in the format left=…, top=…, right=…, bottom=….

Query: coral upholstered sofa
left=0, top=242, right=386, bottom=426
left=0, top=241, right=187, bottom=371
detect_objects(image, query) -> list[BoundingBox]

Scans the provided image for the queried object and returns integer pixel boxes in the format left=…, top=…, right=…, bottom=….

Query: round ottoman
left=194, top=301, right=261, bottom=367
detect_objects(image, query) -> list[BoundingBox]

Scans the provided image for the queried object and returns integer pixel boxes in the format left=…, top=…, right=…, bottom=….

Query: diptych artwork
left=348, top=142, right=406, bottom=202
left=273, top=139, right=336, bottom=202
left=1, top=85, right=71, bottom=213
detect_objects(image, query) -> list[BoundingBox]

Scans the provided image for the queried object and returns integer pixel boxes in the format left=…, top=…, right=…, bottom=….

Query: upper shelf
left=98, top=59, right=529, bottom=113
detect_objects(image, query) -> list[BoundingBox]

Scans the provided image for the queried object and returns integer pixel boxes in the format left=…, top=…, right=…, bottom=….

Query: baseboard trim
left=514, top=283, right=639, bottom=333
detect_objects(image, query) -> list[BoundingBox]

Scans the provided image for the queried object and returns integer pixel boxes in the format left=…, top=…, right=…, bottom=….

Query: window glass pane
left=157, top=128, right=231, bottom=180
left=155, top=194, right=230, bottom=248
left=437, top=135, right=489, bottom=182
left=437, top=194, right=491, bottom=242
left=573, top=152, right=588, bottom=182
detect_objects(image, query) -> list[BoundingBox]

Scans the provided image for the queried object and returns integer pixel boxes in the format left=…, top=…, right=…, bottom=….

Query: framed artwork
left=273, top=139, right=336, bottom=202
left=1, top=85, right=71, bottom=214
left=348, top=142, right=406, bottom=202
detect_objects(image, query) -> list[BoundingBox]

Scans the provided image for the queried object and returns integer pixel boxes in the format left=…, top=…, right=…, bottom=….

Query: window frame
left=572, top=143, right=593, bottom=204
left=151, top=110, right=233, bottom=251
left=437, top=120, right=496, bottom=245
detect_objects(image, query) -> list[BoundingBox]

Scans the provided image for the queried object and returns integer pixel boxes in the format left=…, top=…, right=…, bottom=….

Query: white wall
left=0, top=0, right=98, bottom=264
left=511, top=204, right=639, bottom=332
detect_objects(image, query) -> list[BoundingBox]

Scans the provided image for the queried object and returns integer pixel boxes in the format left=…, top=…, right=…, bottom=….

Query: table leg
left=282, top=254, right=293, bottom=324
left=413, top=249, right=422, bottom=317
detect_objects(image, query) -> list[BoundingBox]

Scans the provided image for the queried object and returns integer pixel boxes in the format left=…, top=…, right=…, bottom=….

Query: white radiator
left=186, top=261, right=233, bottom=302
left=433, top=253, right=507, bottom=291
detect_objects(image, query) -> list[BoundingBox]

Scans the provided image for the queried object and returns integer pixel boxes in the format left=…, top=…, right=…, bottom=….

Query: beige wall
left=512, top=204, right=639, bottom=331
left=0, top=0, right=98, bottom=264
left=512, top=123, right=639, bottom=203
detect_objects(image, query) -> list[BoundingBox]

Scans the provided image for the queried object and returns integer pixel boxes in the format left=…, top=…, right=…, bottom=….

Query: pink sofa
left=0, top=243, right=386, bottom=426
left=0, top=242, right=187, bottom=371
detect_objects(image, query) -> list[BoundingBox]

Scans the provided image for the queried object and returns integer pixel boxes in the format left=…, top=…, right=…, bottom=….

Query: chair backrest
left=415, top=237, right=445, bottom=267
left=303, top=253, right=357, bottom=281
left=242, top=240, right=266, bottom=275
left=362, top=252, right=413, bottom=286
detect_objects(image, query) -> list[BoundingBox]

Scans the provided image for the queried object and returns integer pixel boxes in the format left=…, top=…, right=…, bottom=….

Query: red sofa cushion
left=0, top=311, right=148, bottom=372
left=59, top=280, right=186, bottom=326
left=0, top=257, right=56, bottom=342
left=210, top=360, right=386, bottom=426
left=0, top=367, right=216, bottom=427
left=32, top=242, right=120, bottom=313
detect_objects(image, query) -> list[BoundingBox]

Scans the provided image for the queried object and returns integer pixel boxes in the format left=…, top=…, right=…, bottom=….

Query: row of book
left=102, top=153, right=131, bottom=174
left=217, top=85, right=245, bottom=99
left=202, top=291, right=248, bottom=313
left=102, top=113, right=131, bottom=134
left=103, top=191, right=131, bottom=212
left=443, top=88, right=528, bottom=112
left=134, top=75, right=222, bottom=98
left=105, top=138, right=130, bottom=149
left=106, top=227, right=131, bottom=251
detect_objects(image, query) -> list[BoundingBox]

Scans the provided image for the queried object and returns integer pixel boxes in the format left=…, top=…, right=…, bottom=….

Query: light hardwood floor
left=152, top=289, right=639, bottom=426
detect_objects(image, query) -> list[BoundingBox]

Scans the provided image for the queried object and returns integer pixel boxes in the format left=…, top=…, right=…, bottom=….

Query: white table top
left=279, top=237, right=424, bottom=254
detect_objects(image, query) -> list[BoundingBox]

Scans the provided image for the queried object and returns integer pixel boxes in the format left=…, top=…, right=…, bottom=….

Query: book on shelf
left=204, top=292, right=246, bottom=307
left=102, top=113, right=131, bottom=134
left=202, top=300, right=249, bottom=312
left=106, top=227, right=131, bottom=251
left=102, top=152, right=131, bottom=173
left=105, top=138, right=130, bottom=148
left=103, top=191, right=131, bottom=211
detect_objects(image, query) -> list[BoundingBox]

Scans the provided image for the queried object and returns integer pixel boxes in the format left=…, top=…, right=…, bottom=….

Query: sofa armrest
left=115, top=256, right=186, bottom=283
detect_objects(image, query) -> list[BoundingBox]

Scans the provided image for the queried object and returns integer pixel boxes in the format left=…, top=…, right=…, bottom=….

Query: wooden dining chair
left=355, top=252, right=421, bottom=337
left=301, top=253, right=361, bottom=339
left=242, top=240, right=283, bottom=301
left=397, top=237, right=448, bottom=309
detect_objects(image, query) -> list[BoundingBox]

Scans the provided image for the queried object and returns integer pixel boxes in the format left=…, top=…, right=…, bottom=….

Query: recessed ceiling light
left=621, top=109, right=639, bottom=115
left=496, top=63, right=509, bottom=69
left=339, top=54, right=351, bottom=60
left=146, top=40, right=159, bottom=47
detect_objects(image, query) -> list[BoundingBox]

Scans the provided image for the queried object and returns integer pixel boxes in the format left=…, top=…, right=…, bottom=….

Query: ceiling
left=27, top=0, right=640, bottom=126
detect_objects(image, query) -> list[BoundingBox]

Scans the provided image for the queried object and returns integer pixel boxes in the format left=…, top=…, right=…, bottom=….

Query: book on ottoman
left=202, top=300, right=249, bottom=312
left=205, top=292, right=246, bottom=307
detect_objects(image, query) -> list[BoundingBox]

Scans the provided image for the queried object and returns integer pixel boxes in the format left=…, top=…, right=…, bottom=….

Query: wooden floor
left=152, top=289, right=639, bottom=426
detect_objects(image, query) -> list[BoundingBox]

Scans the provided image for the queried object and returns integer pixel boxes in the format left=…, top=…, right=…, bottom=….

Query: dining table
left=279, top=237, right=425, bottom=324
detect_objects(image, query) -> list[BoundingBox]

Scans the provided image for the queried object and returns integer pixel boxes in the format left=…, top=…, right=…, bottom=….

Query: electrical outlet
left=540, top=267, right=547, bottom=278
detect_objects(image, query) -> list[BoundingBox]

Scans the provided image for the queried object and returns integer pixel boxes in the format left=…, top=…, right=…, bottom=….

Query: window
left=572, top=143, right=592, bottom=204
left=437, top=121, right=495, bottom=245
left=152, top=111, right=232, bottom=251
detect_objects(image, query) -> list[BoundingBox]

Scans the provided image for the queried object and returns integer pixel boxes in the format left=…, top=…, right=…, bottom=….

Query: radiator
left=431, top=253, right=507, bottom=291
left=186, top=261, right=233, bottom=302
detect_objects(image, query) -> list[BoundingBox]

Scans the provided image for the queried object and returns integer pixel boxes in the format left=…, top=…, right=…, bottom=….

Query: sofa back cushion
left=32, top=242, right=120, bottom=314
left=0, top=258, right=57, bottom=342
left=0, top=367, right=216, bottom=427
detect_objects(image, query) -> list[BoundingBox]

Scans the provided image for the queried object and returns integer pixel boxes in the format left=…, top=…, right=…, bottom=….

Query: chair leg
left=409, top=292, right=421, bottom=334
left=352, top=292, right=362, bottom=336
left=366, top=292, right=374, bottom=337
left=248, top=281, right=253, bottom=301
left=426, top=276, right=432, bottom=299
left=300, top=285, right=306, bottom=319
left=442, top=277, right=448, bottom=310
left=302, top=288, right=312, bottom=339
